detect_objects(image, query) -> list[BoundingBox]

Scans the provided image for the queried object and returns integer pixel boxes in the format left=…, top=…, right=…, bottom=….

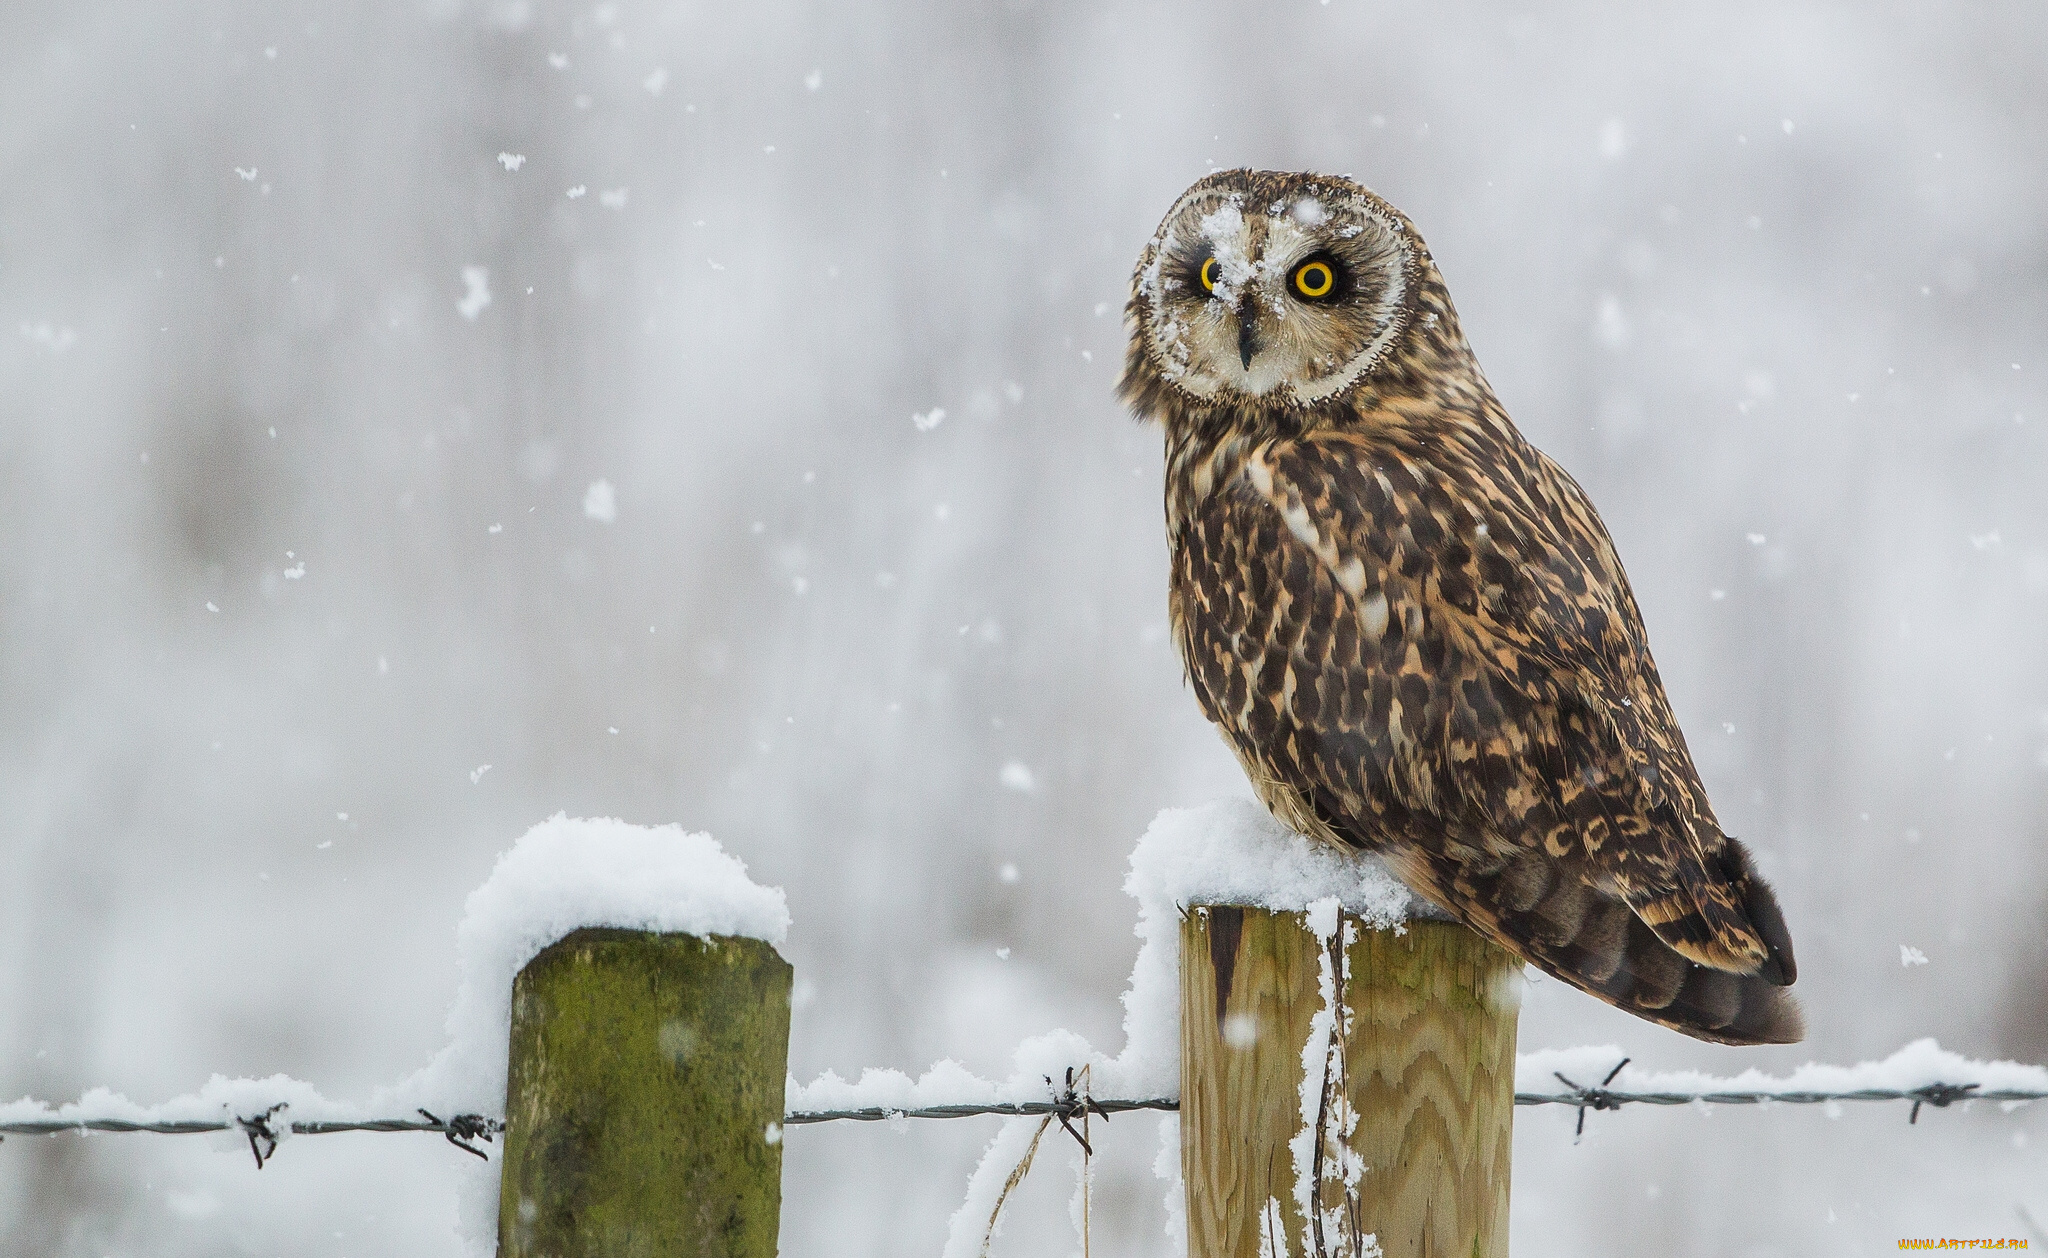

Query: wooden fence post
left=497, top=926, right=792, bottom=1257
left=1180, top=906, right=1518, bottom=1258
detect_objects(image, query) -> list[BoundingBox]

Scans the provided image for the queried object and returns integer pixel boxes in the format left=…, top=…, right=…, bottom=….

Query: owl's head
left=1120, top=169, right=1429, bottom=416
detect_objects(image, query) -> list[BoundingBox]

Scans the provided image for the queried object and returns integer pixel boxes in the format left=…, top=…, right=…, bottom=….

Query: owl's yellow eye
left=1199, top=256, right=1220, bottom=293
left=1293, top=259, right=1336, bottom=299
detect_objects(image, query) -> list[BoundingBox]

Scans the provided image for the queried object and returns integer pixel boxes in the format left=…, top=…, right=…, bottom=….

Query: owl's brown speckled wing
left=1170, top=426, right=1802, bottom=1045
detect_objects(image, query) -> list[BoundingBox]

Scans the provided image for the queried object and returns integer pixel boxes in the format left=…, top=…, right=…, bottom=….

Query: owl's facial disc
left=1137, top=175, right=1415, bottom=405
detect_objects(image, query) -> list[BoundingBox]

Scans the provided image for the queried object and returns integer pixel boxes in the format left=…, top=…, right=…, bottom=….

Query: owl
left=1119, top=169, right=1801, bottom=1045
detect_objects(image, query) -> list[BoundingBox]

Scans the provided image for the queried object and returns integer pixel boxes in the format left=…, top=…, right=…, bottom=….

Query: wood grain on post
left=498, top=926, right=792, bottom=1257
left=1181, top=907, right=1518, bottom=1258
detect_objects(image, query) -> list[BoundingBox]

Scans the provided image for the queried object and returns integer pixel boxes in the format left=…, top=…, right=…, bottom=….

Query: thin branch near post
left=974, top=1066, right=1103, bottom=1258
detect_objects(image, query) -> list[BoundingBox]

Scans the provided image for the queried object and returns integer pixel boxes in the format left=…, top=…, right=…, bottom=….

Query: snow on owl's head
left=1122, top=170, right=1423, bottom=411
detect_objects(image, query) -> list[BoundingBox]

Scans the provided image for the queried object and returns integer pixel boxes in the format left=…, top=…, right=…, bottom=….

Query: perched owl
left=1119, top=170, right=1801, bottom=1045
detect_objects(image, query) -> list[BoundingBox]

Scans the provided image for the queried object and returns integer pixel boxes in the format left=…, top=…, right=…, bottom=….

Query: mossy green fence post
left=497, top=926, right=793, bottom=1256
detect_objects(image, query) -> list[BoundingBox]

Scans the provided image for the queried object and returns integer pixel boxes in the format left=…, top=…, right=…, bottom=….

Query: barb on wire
left=416, top=1109, right=496, bottom=1160
left=1907, top=1082, right=1978, bottom=1125
left=1552, top=1057, right=1631, bottom=1143
left=1046, top=1066, right=1109, bottom=1156
left=238, top=1104, right=288, bottom=1169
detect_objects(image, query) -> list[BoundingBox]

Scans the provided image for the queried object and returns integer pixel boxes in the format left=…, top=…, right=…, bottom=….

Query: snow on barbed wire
left=0, top=1073, right=363, bottom=1132
left=1518, top=1038, right=2048, bottom=1106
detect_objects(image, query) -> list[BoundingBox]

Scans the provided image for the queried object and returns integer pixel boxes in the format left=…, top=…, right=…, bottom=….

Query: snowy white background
left=2, top=1, right=2045, bottom=1254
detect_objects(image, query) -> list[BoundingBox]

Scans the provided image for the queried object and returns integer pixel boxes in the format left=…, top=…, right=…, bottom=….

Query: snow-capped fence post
left=496, top=926, right=793, bottom=1256
left=1180, top=906, right=1519, bottom=1258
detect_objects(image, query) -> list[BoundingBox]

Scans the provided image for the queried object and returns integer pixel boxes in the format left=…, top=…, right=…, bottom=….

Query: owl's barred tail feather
left=1637, top=838, right=1798, bottom=988
left=1385, top=841, right=1805, bottom=1046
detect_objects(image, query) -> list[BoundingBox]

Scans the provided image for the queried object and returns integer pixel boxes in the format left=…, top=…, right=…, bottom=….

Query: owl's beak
left=1236, top=306, right=1259, bottom=371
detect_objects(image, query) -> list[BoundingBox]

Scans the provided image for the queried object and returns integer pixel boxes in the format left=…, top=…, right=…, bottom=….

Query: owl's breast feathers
left=1165, top=398, right=1802, bottom=1044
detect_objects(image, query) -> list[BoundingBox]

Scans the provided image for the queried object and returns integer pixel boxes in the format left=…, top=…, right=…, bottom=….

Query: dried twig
left=978, top=1114, right=1052, bottom=1258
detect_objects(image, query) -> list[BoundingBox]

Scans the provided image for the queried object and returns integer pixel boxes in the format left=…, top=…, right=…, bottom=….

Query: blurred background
left=2, top=0, right=2044, bottom=1253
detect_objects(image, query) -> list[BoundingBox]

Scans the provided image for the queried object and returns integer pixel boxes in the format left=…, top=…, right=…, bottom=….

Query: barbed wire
left=0, top=1109, right=502, bottom=1167
left=782, top=1097, right=1174, bottom=1125
left=5, top=1071, right=2040, bottom=1168
left=784, top=1074, right=2048, bottom=1133
left=1528, top=1056, right=2045, bottom=1137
